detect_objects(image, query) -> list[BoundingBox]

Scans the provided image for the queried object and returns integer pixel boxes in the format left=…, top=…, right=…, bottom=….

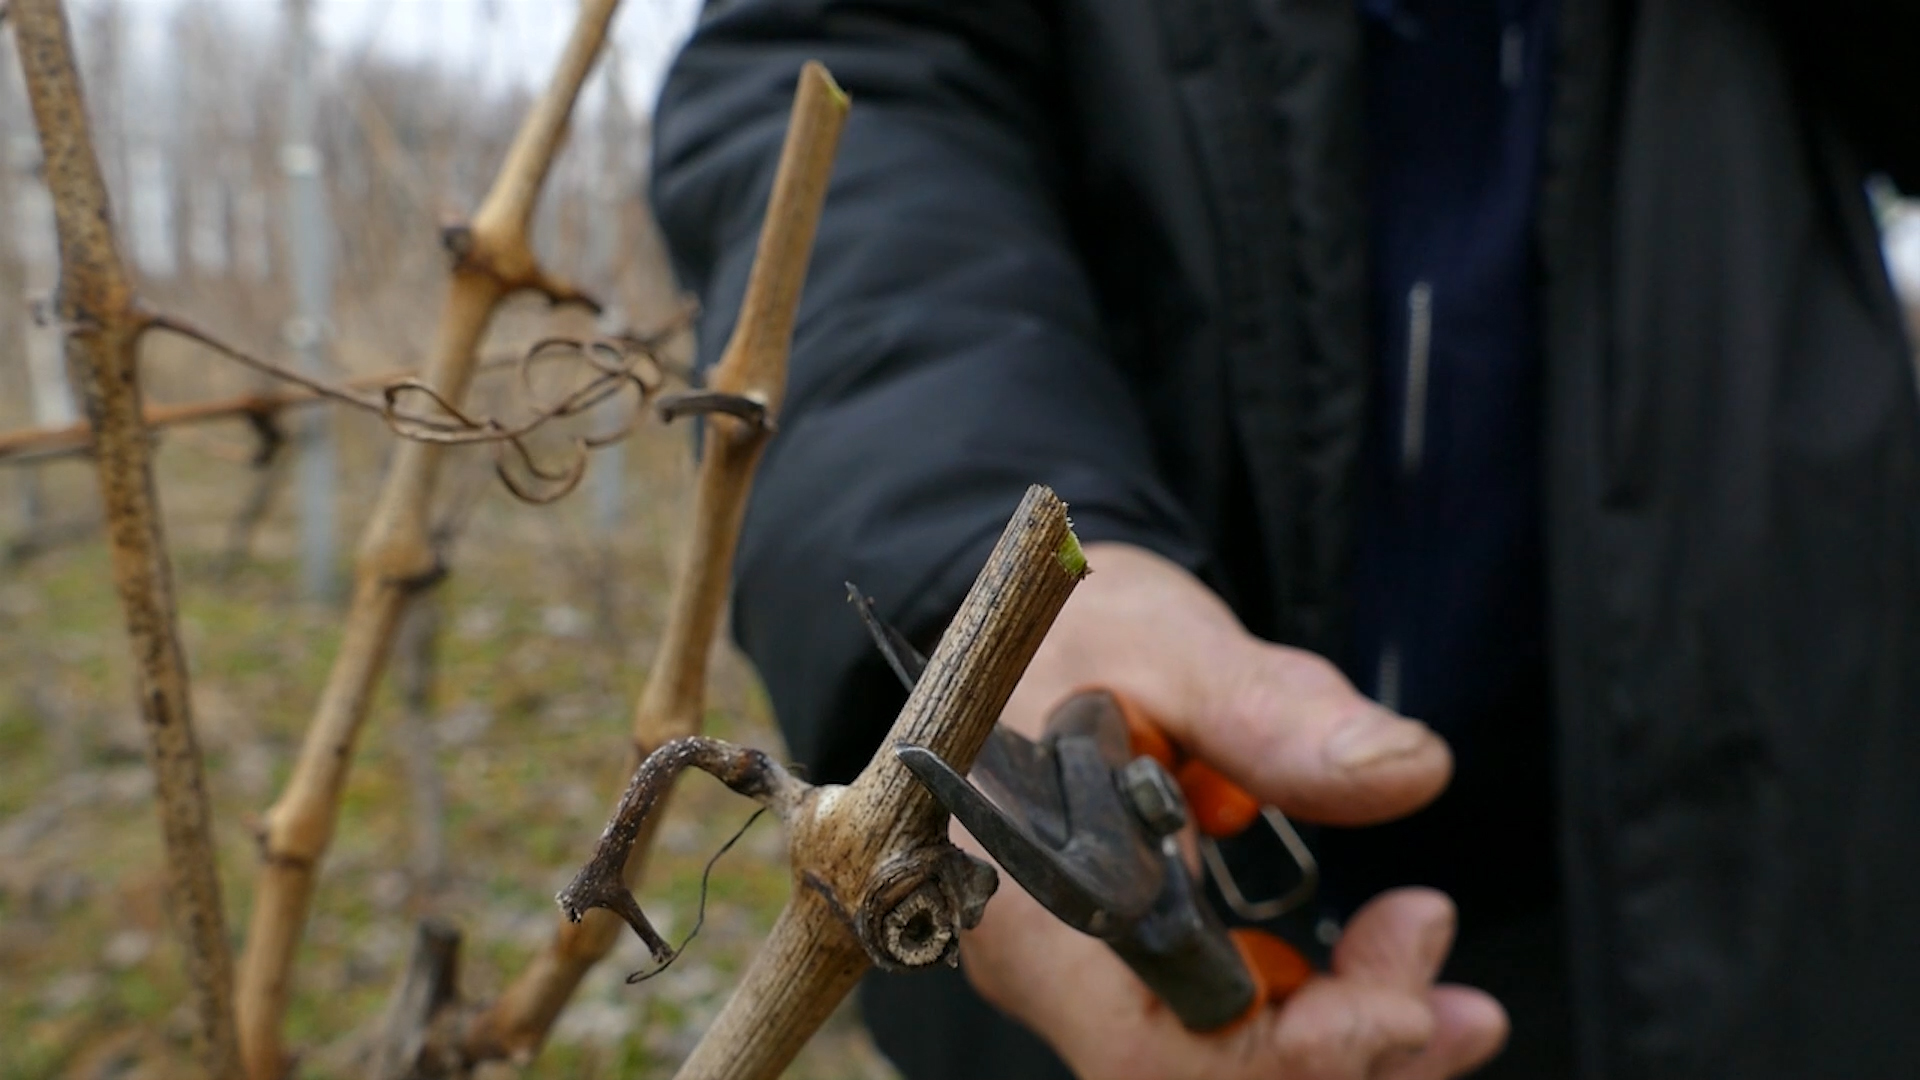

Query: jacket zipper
left=1400, top=281, right=1433, bottom=476
left=1381, top=281, right=1432, bottom=714
left=1376, top=644, right=1403, bottom=713
left=1501, top=23, right=1526, bottom=89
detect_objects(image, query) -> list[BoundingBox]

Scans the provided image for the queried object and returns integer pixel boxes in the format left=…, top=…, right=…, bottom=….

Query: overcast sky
left=75, top=0, right=704, bottom=113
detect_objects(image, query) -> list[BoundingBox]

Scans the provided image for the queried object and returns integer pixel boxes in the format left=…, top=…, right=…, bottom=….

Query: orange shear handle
left=1229, top=928, right=1315, bottom=1020
left=1105, top=689, right=1315, bottom=1020
left=1111, top=691, right=1263, bottom=837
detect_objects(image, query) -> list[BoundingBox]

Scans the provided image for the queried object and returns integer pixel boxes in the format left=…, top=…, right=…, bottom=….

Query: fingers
left=1332, top=888, right=1456, bottom=992
left=1373, top=985, right=1511, bottom=1080
left=1330, top=889, right=1511, bottom=1080
left=957, top=830, right=1487, bottom=1080
left=1275, top=985, right=1505, bottom=1080
left=961, top=860, right=1506, bottom=1080
left=1264, top=978, right=1437, bottom=1080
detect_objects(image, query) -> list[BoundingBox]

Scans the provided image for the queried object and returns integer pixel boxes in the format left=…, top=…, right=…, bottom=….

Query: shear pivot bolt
left=1120, top=756, right=1188, bottom=838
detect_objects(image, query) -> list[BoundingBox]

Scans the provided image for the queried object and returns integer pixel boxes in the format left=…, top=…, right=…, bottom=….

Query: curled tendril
left=495, top=435, right=590, bottom=505
left=138, top=311, right=687, bottom=505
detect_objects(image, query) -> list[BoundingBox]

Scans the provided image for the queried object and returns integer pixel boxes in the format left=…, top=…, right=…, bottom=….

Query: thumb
left=1170, top=637, right=1452, bottom=826
left=1011, top=542, right=1451, bottom=827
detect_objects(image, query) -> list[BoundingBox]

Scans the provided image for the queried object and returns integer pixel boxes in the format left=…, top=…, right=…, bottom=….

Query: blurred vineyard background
left=0, top=1, right=896, bottom=1077
left=3, top=3, right=1918, bottom=1079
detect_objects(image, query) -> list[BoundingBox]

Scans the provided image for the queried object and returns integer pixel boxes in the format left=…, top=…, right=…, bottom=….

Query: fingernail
left=1324, top=707, right=1434, bottom=770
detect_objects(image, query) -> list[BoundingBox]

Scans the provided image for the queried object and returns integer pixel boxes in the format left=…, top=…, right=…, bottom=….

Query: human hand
left=955, top=543, right=1509, bottom=1079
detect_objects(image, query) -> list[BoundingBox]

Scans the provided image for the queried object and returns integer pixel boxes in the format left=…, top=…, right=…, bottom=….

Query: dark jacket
left=651, top=1, right=1920, bottom=1077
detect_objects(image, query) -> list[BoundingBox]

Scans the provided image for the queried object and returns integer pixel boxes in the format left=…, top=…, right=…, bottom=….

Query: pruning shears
left=849, top=586, right=1324, bottom=1032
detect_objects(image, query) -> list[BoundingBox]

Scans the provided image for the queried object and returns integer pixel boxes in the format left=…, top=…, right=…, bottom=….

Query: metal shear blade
left=897, top=740, right=1161, bottom=937
left=846, top=582, right=928, bottom=690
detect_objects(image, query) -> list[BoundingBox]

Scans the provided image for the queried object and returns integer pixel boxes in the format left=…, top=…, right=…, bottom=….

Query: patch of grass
left=0, top=414, right=896, bottom=1080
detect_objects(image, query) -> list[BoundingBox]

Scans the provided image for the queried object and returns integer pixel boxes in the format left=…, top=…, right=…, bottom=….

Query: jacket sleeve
left=650, top=1, right=1210, bottom=782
